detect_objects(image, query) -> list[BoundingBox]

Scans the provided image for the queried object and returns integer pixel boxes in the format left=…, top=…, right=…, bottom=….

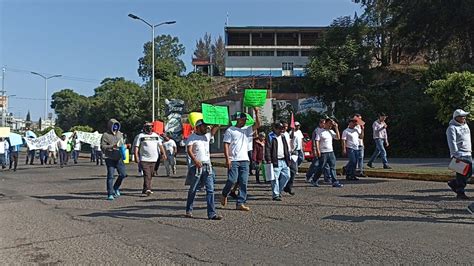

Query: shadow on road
left=322, top=214, right=473, bottom=225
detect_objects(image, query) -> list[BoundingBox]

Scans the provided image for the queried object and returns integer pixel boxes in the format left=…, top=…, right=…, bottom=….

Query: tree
left=51, top=89, right=91, bottom=131
left=193, top=32, right=212, bottom=60
left=425, top=71, right=474, bottom=123
left=211, top=35, right=225, bottom=75
left=26, top=110, right=31, bottom=121
left=137, top=34, right=186, bottom=81
left=69, top=125, right=94, bottom=132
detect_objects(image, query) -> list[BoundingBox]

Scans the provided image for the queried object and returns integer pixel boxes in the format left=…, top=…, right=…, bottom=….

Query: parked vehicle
left=303, top=133, right=314, bottom=162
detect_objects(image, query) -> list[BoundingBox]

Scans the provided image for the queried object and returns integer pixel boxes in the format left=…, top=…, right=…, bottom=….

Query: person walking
left=94, top=144, right=104, bottom=166
left=310, top=118, right=343, bottom=188
left=367, top=112, right=392, bottom=169
left=8, top=141, right=19, bottom=171
left=353, top=113, right=367, bottom=177
left=185, top=119, right=222, bottom=220
left=253, top=132, right=266, bottom=183
left=47, top=142, right=57, bottom=164
left=57, top=135, right=68, bottom=168
left=39, top=145, right=49, bottom=165
left=293, top=121, right=305, bottom=166
left=162, top=132, right=177, bottom=176
left=134, top=122, right=167, bottom=196
left=446, top=109, right=471, bottom=200
left=265, top=122, right=291, bottom=201
left=306, top=118, right=331, bottom=182
left=342, top=119, right=361, bottom=181
left=101, top=119, right=128, bottom=200
left=72, top=137, right=81, bottom=164
left=221, top=108, right=260, bottom=211
left=0, top=138, right=6, bottom=169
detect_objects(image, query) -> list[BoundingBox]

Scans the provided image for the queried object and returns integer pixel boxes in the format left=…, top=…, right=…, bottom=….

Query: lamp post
left=31, top=72, right=61, bottom=125
left=1, top=94, right=15, bottom=126
left=128, top=13, right=175, bottom=121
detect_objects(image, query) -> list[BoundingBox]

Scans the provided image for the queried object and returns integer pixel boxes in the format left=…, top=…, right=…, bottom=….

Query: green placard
left=202, top=103, right=230, bottom=125
left=231, top=113, right=255, bottom=126
left=243, top=89, right=267, bottom=107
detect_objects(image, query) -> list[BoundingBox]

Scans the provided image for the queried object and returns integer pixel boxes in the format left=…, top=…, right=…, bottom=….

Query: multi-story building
left=224, top=26, right=326, bottom=77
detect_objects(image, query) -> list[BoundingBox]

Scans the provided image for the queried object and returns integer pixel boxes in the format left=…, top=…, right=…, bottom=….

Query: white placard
left=24, top=129, right=59, bottom=150
left=76, top=131, right=102, bottom=147
left=264, top=163, right=275, bottom=181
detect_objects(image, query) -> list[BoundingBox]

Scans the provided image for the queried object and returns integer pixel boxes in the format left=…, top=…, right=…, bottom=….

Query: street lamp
left=128, top=13, right=176, bottom=121
left=31, top=72, right=62, bottom=124
left=1, top=94, right=15, bottom=126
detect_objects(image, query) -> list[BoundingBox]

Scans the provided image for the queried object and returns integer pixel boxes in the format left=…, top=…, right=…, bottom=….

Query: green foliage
left=194, top=32, right=212, bottom=60
left=212, top=35, right=225, bottom=75
left=51, top=89, right=91, bottom=131
left=426, top=71, right=474, bottom=123
left=138, top=34, right=186, bottom=81
left=69, top=125, right=94, bottom=132
left=193, top=33, right=225, bottom=75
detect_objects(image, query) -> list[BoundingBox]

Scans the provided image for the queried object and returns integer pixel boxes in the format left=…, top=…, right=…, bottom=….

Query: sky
left=0, top=0, right=361, bottom=121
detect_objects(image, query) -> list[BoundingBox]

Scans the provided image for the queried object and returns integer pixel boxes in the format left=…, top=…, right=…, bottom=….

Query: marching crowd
left=0, top=108, right=472, bottom=217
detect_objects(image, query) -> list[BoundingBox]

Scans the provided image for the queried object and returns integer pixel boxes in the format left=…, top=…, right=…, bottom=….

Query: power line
left=5, top=66, right=102, bottom=83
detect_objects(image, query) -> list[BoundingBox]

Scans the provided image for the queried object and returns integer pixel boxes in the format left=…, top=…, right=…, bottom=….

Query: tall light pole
left=31, top=72, right=62, bottom=124
left=128, top=13, right=175, bottom=121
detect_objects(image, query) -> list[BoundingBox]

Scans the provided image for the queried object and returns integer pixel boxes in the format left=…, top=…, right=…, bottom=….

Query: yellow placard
left=0, top=127, right=10, bottom=138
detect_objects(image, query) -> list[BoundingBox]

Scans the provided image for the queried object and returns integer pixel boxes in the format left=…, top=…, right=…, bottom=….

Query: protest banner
left=202, top=103, right=229, bottom=125
left=24, top=129, right=58, bottom=149
left=25, top=130, right=37, bottom=138
left=243, top=89, right=267, bottom=107
left=8, top=133, right=23, bottom=146
left=76, top=131, right=102, bottom=147
left=0, top=127, right=10, bottom=137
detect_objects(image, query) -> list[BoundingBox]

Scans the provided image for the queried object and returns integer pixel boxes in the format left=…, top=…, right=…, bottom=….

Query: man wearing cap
left=293, top=122, right=305, bottom=166
left=162, top=132, right=177, bottom=176
left=134, top=122, right=167, bottom=196
left=367, top=113, right=392, bottom=169
left=266, top=122, right=291, bottom=200
left=306, top=118, right=331, bottom=182
left=185, top=119, right=222, bottom=220
left=342, top=119, right=361, bottom=180
left=446, top=109, right=471, bottom=200
left=221, top=108, right=260, bottom=211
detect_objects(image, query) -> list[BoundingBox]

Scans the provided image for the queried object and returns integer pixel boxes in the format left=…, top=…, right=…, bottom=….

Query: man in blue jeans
left=342, top=119, right=361, bottom=181
left=101, top=119, right=127, bottom=201
left=306, top=119, right=331, bottom=182
left=221, top=108, right=260, bottom=211
left=367, top=112, right=392, bottom=169
left=185, top=119, right=221, bottom=220
left=266, top=122, right=291, bottom=201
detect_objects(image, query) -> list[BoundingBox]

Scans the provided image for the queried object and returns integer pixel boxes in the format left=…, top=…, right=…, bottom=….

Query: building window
left=251, top=32, right=274, bottom=46
left=276, top=32, right=299, bottom=46
left=252, top=50, right=274, bottom=56
left=300, top=50, right=311, bottom=57
left=300, top=32, right=320, bottom=46
left=228, top=51, right=250, bottom=56
left=227, top=32, right=250, bottom=45
left=277, top=50, right=299, bottom=56
left=282, top=62, right=294, bottom=70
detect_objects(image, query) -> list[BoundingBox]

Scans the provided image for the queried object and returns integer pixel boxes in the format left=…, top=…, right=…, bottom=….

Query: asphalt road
left=0, top=159, right=472, bottom=264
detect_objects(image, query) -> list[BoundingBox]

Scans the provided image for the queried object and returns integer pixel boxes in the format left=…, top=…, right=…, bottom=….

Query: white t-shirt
left=276, top=135, right=285, bottom=159
left=354, top=124, right=364, bottom=146
left=293, top=130, right=304, bottom=151
left=373, top=120, right=388, bottom=140
left=48, top=143, right=56, bottom=152
left=74, top=141, right=81, bottom=151
left=134, top=132, right=162, bottom=162
left=0, top=141, right=5, bottom=154
left=163, top=139, right=177, bottom=154
left=342, top=128, right=360, bottom=150
left=57, top=139, right=68, bottom=150
left=223, top=126, right=253, bottom=161
left=315, top=129, right=336, bottom=153
left=187, top=132, right=211, bottom=163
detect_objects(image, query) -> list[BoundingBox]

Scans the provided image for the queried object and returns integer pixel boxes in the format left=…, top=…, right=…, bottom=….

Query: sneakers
left=145, top=190, right=152, bottom=196
left=229, top=191, right=238, bottom=199
left=220, top=196, right=227, bottom=207
left=383, top=165, right=392, bottom=169
left=357, top=172, right=367, bottom=177
left=310, top=180, right=320, bottom=187
left=346, top=176, right=359, bottom=181
left=468, top=203, right=474, bottom=214
left=107, top=195, right=114, bottom=201
left=209, top=215, right=223, bottom=220
left=114, top=189, right=121, bottom=197
left=367, top=163, right=374, bottom=168
left=185, top=212, right=193, bottom=218
left=456, top=193, right=469, bottom=200
left=272, top=196, right=282, bottom=201
left=236, top=205, right=250, bottom=211
left=305, top=174, right=312, bottom=183
left=332, top=182, right=344, bottom=188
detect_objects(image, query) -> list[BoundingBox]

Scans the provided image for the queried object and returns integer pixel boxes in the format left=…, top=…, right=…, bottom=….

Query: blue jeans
left=186, top=164, right=217, bottom=218
left=297, top=150, right=304, bottom=166
left=222, top=161, right=249, bottom=206
left=345, top=148, right=358, bottom=177
left=452, top=156, right=472, bottom=193
left=105, top=158, right=127, bottom=196
left=72, top=150, right=80, bottom=163
left=357, top=146, right=364, bottom=173
left=312, top=152, right=338, bottom=183
left=272, top=160, right=290, bottom=198
left=0, top=153, right=5, bottom=167
left=306, top=157, right=331, bottom=179
left=368, top=138, right=388, bottom=166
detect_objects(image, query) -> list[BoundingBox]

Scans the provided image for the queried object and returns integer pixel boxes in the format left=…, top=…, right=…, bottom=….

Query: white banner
left=24, top=129, right=59, bottom=150
left=76, top=131, right=102, bottom=147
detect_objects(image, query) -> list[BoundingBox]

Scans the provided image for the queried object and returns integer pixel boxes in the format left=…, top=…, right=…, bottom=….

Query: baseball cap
left=195, top=119, right=205, bottom=127
left=453, top=109, right=469, bottom=118
left=234, top=112, right=247, bottom=119
left=258, top=132, right=266, bottom=137
left=378, top=112, right=387, bottom=117
left=295, top=121, right=300, bottom=126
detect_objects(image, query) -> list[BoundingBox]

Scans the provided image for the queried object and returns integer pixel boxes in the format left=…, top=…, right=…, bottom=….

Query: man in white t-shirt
left=57, top=135, right=68, bottom=168
left=293, top=122, right=304, bottom=166
left=47, top=143, right=57, bottom=165
left=0, top=138, right=6, bottom=169
left=306, top=119, right=331, bottom=182
left=185, top=119, right=222, bottom=220
left=310, top=118, right=343, bottom=187
left=162, top=132, right=177, bottom=176
left=367, top=112, right=391, bottom=169
left=221, top=108, right=260, bottom=211
left=72, top=137, right=81, bottom=164
left=134, top=122, right=167, bottom=196
left=342, top=119, right=361, bottom=181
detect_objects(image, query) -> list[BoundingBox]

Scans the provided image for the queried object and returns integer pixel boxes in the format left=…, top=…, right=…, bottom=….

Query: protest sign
left=24, top=129, right=59, bottom=149
left=0, top=127, right=10, bottom=137
left=202, top=103, right=229, bottom=125
left=243, top=89, right=267, bottom=107
left=76, top=131, right=102, bottom=147
left=231, top=113, right=255, bottom=126
left=8, top=133, right=23, bottom=146
left=153, top=121, right=164, bottom=134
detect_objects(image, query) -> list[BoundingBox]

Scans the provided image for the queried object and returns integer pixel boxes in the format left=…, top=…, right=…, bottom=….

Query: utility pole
left=1, top=67, right=6, bottom=127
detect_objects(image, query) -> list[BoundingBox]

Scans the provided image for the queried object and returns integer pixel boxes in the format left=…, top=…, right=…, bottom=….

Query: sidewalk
left=176, top=153, right=459, bottom=183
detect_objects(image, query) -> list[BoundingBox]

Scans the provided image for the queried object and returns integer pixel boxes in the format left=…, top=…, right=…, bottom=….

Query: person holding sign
left=101, top=119, right=128, bottom=201
left=185, top=119, right=222, bottom=220
left=446, top=109, right=471, bottom=200
left=221, top=108, right=260, bottom=211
